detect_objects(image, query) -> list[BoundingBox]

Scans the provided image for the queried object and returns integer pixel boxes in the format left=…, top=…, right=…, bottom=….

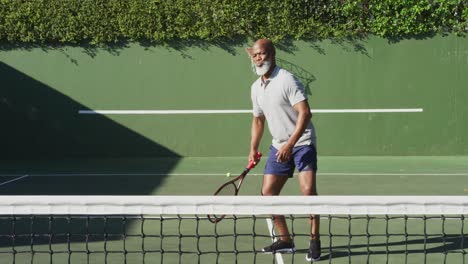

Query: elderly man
left=246, top=39, right=321, bottom=262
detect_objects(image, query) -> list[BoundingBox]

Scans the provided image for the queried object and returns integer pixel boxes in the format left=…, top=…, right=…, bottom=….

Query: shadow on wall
left=0, top=61, right=180, bottom=195
left=277, top=58, right=316, bottom=95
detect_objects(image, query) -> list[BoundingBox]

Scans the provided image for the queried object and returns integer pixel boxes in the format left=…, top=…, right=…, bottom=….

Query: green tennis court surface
left=1, top=156, right=467, bottom=195
left=0, top=156, right=467, bottom=264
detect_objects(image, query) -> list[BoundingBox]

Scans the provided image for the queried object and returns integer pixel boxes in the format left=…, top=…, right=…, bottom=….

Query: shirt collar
left=260, top=66, right=279, bottom=88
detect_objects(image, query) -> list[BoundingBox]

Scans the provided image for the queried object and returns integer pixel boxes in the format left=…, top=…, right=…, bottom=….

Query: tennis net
left=0, top=195, right=467, bottom=264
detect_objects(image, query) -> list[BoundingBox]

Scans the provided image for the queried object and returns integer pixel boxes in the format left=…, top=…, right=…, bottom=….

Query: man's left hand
left=276, top=143, right=293, bottom=163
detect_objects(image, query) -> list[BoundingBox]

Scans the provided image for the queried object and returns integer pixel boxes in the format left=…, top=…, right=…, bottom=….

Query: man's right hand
left=248, top=150, right=259, bottom=165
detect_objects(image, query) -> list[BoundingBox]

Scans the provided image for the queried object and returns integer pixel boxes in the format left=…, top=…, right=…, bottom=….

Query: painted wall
left=1, top=35, right=467, bottom=158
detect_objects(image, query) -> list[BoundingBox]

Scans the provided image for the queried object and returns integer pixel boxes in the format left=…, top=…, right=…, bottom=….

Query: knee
left=261, top=185, right=281, bottom=196
left=301, top=185, right=317, bottom=196
left=261, top=188, right=277, bottom=196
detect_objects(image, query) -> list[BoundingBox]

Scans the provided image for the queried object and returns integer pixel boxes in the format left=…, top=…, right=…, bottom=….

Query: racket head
left=207, top=177, right=243, bottom=223
left=213, top=179, right=240, bottom=196
left=207, top=152, right=262, bottom=223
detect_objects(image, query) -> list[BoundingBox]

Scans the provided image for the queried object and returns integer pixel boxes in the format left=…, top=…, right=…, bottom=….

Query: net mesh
left=0, top=195, right=467, bottom=264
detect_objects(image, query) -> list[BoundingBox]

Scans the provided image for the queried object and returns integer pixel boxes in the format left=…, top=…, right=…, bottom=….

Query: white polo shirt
left=251, top=66, right=316, bottom=149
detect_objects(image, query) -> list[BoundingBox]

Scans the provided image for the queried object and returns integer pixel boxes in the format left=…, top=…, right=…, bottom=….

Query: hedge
left=0, top=0, right=466, bottom=45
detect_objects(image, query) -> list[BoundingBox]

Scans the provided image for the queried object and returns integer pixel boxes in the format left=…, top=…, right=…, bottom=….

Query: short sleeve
left=251, top=85, right=264, bottom=117
left=287, top=75, right=307, bottom=106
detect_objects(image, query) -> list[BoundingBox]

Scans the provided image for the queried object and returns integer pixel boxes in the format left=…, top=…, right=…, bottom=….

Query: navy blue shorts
left=264, top=144, right=318, bottom=177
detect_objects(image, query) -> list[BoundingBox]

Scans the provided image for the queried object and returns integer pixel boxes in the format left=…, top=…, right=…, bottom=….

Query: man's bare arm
left=250, top=115, right=265, bottom=162
left=276, top=100, right=312, bottom=162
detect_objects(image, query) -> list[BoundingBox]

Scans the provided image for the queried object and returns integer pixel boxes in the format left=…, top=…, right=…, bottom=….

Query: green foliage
left=0, top=0, right=466, bottom=45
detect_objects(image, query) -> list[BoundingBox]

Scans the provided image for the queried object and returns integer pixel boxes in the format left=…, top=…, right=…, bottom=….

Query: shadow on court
left=315, top=235, right=467, bottom=262
left=0, top=61, right=180, bottom=195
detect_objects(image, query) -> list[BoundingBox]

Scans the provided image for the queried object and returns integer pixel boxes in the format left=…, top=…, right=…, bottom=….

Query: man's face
left=250, top=44, right=270, bottom=67
left=248, top=44, right=273, bottom=76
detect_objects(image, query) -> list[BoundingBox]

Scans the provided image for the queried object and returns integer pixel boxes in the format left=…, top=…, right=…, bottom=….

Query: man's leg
left=298, top=170, right=321, bottom=261
left=261, top=146, right=296, bottom=253
left=261, top=174, right=290, bottom=242
left=298, top=170, right=319, bottom=239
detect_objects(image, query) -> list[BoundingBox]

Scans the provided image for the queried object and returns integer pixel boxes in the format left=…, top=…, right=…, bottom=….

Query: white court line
left=78, top=108, right=424, bottom=115
left=0, top=172, right=467, bottom=177
left=0, top=173, right=243, bottom=177
left=0, top=175, right=30, bottom=186
left=266, top=218, right=285, bottom=264
left=320, top=173, right=468, bottom=176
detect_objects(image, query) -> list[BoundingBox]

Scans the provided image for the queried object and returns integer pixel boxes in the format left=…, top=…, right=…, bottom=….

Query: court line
left=78, top=108, right=423, bottom=115
left=320, top=173, right=468, bottom=176
left=266, top=218, right=285, bottom=264
left=0, top=174, right=30, bottom=186
left=0, top=172, right=467, bottom=177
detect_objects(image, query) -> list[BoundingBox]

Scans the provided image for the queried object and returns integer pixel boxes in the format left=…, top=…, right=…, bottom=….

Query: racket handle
left=247, top=152, right=262, bottom=169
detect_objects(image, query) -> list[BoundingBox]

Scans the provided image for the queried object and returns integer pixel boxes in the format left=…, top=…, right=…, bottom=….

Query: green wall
left=1, top=35, right=467, bottom=158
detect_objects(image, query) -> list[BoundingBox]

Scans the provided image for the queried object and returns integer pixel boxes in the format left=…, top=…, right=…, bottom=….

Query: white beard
left=253, top=60, right=272, bottom=76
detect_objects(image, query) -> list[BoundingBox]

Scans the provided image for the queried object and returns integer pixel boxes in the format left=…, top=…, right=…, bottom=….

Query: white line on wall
left=78, top=108, right=423, bottom=115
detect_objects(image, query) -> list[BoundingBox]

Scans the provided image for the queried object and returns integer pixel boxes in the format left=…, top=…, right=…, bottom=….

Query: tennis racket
left=208, top=152, right=262, bottom=223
